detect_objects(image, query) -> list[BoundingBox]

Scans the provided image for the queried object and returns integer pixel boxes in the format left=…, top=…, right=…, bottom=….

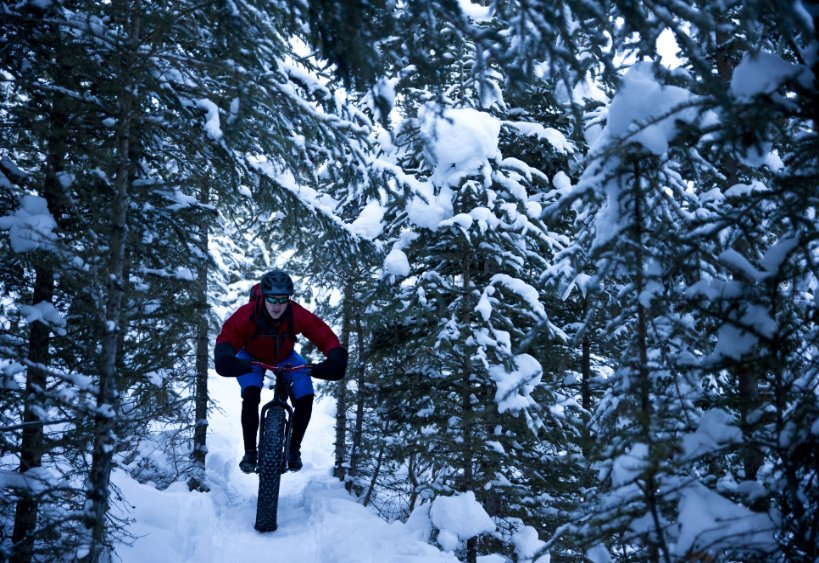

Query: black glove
left=214, top=343, right=253, bottom=378
left=311, top=347, right=348, bottom=381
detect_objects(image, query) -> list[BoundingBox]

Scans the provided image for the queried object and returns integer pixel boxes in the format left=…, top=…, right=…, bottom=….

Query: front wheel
left=255, top=406, right=287, bottom=532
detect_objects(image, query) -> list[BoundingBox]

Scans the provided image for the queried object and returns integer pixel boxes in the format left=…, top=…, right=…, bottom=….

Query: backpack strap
left=248, top=283, right=263, bottom=340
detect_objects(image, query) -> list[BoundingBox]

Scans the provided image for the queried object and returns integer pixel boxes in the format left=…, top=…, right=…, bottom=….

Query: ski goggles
left=265, top=295, right=289, bottom=304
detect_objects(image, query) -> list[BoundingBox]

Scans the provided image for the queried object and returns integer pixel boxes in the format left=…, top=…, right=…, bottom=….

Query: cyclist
left=214, top=269, right=348, bottom=473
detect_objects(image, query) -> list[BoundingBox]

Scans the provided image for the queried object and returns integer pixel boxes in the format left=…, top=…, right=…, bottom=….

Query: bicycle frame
left=251, top=362, right=314, bottom=462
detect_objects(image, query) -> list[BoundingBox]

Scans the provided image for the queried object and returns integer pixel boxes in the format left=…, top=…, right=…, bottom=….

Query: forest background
left=1, top=0, right=818, bottom=562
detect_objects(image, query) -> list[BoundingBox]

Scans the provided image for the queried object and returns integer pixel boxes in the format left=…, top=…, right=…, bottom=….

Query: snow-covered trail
left=113, top=372, right=457, bottom=563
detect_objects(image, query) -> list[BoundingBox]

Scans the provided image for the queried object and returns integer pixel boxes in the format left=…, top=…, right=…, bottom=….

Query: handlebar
left=251, top=361, right=315, bottom=374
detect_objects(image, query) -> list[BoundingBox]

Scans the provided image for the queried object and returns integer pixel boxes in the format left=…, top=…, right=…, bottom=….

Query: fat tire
left=255, top=407, right=287, bottom=532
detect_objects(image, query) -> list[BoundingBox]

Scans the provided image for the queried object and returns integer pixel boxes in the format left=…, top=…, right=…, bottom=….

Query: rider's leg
left=277, top=351, right=314, bottom=470
left=241, top=386, right=262, bottom=452
left=289, top=393, right=314, bottom=454
left=238, top=385, right=262, bottom=473
left=236, top=350, right=264, bottom=472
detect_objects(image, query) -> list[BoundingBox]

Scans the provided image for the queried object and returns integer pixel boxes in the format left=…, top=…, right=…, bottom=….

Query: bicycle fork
left=258, top=397, right=294, bottom=472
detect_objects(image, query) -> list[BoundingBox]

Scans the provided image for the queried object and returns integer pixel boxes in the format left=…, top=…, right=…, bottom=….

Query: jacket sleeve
left=294, top=305, right=341, bottom=355
left=215, top=304, right=254, bottom=351
left=214, top=306, right=254, bottom=377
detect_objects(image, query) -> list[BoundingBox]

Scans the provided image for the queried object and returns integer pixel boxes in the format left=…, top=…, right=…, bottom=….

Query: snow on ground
left=113, top=372, right=458, bottom=563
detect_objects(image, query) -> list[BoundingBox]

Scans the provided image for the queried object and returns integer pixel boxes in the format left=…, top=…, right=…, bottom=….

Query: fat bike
left=250, top=361, right=313, bottom=532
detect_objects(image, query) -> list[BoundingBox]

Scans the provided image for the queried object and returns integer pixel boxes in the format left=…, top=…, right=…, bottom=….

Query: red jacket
left=215, top=288, right=340, bottom=365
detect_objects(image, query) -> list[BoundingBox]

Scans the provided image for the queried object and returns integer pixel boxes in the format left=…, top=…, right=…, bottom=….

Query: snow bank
left=113, top=373, right=460, bottom=563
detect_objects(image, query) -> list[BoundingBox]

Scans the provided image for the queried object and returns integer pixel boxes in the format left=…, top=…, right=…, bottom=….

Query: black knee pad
left=242, top=386, right=261, bottom=405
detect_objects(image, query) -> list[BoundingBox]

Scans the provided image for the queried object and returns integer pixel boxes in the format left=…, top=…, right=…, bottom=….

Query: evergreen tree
left=543, top=0, right=818, bottom=559
left=330, top=8, right=583, bottom=558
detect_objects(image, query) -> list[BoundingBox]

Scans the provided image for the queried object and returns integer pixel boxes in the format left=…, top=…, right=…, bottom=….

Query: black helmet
left=260, top=269, right=294, bottom=296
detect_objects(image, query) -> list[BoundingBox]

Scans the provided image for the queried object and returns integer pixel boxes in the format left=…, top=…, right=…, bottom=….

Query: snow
left=421, top=106, right=500, bottom=187
left=195, top=98, right=223, bottom=141
left=370, top=77, right=397, bottom=123
left=350, top=198, right=386, bottom=240
left=606, top=63, right=698, bottom=155
left=457, top=0, right=493, bottom=21
left=738, top=143, right=784, bottom=171
left=0, top=195, right=58, bottom=253
left=713, top=323, right=758, bottom=361
left=112, top=373, right=464, bottom=562
left=408, top=181, right=455, bottom=230
left=610, top=443, right=648, bottom=486
left=760, top=234, right=800, bottom=277
left=681, top=409, right=742, bottom=460
left=428, top=491, right=495, bottom=552
left=17, top=301, right=67, bottom=336
left=174, top=267, right=196, bottom=281
left=0, top=466, right=56, bottom=495
left=674, top=483, right=777, bottom=557
left=228, top=98, right=240, bottom=124
left=56, top=171, right=75, bottom=188
left=730, top=52, right=799, bottom=101
left=724, top=180, right=768, bottom=198
left=511, top=525, right=547, bottom=561
left=246, top=155, right=341, bottom=219
left=383, top=247, right=411, bottom=278
left=488, top=274, right=547, bottom=320
left=439, top=212, right=473, bottom=231
left=585, top=544, right=612, bottom=563
left=718, top=248, right=767, bottom=282
left=552, top=171, right=572, bottom=191
left=476, top=286, right=494, bottom=321
left=382, top=229, right=419, bottom=279
left=503, top=121, right=574, bottom=154
left=489, top=354, right=543, bottom=413
left=656, top=28, right=682, bottom=69
left=138, top=266, right=198, bottom=281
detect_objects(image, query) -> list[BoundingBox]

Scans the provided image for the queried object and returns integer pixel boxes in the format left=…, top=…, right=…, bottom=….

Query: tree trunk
left=407, top=453, right=419, bottom=513
left=713, top=23, right=764, bottom=482
left=580, top=293, right=592, bottom=459
left=80, top=6, right=140, bottom=560
left=188, top=180, right=211, bottom=492
left=11, top=56, right=70, bottom=560
left=460, top=250, right=477, bottom=563
left=362, top=442, right=384, bottom=507
left=334, top=281, right=352, bottom=480
left=347, top=311, right=366, bottom=489
left=631, top=161, right=670, bottom=563
left=10, top=268, right=54, bottom=563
